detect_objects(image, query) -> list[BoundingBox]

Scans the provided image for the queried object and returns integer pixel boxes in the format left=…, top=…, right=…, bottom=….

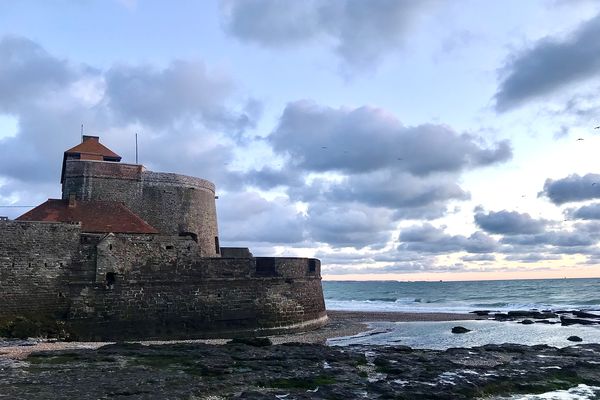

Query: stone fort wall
left=0, top=221, right=327, bottom=339
left=0, top=221, right=81, bottom=320
left=62, top=160, right=220, bottom=256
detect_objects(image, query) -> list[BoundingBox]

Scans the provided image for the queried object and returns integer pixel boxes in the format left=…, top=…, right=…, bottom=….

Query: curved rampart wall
left=66, top=235, right=327, bottom=340
left=62, top=160, right=220, bottom=256
left=0, top=223, right=327, bottom=340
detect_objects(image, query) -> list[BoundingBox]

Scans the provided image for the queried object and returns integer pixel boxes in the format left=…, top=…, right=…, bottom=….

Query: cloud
left=566, top=203, right=600, bottom=220
left=0, top=35, right=257, bottom=215
left=218, top=191, right=306, bottom=244
left=462, top=254, right=496, bottom=262
left=540, top=173, right=600, bottom=204
left=292, top=170, right=469, bottom=221
left=495, top=13, right=600, bottom=111
left=306, top=202, right=396, bottom=248
left=105, top=61, right=256, bottom=132
left=501, top=230, right=598, bottom=248
left=220, top=0, right=437, bottom=70
left=270, top=101, right=512, bottom=176
left=0, top=36, right=80, bottom=112
left=504, top=253, right=562, bottom=263
left=475, top=210, right=548, bottom=235
left=398, top=224, right=498, bottom=254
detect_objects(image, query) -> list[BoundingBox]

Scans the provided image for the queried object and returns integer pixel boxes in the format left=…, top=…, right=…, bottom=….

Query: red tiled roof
left=64, top=136, right=121, bottom=160
left=17, top=199, right=158, bottom=234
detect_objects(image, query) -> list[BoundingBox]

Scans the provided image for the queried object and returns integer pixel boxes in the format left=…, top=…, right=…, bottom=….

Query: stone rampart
left=0, top=223, right=326, bottom=340
left=67, top=245, right=326, bottom=340
left=0, top=221, right=81, bottom=320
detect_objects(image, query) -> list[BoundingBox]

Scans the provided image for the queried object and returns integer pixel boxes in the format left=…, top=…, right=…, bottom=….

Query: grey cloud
left=540, top=173, right=600, bottom=204
left=495, top=13, right=600, bottom=111
left=475, top=210, right=548, bottom=235
left=220, top=0, right=436, bottom=69
left=218, top=192, right=306, bottom=244
left=0, top=36, right=79, bottom=112
left=398, top=224, right=498, bottom=254
left=504, top=253, right=562, bottom=263
left=0, top=36, right=257, bottom=223
left=567, top=203, right=600, bottom=220
left=327, top=171, right=469, bottom=209
left=306, top=202, right=395, bottom=248
left=105, top=61, right=255, bottom=131
left=462, top=254, right=496, bottom=262
left=501, top=230, right=598, bottom=248
left=242, top=167, right=303, bottom=190
left=270, top=101, right=511, bottom=176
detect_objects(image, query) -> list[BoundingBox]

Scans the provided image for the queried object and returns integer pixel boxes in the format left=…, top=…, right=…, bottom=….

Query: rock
left=560, top=316, right=598, bottom=326
left=534, top=320, right=555, bottom=324
left=520, top=319, right=534, bottom=325
left=470, top=310, right=490, bottom=316
left=507, top=311, right=557, bottom=319
left=567, top=336, right=583, bottom=342
left=228, top=337, right=273, bottom=347
left=572, top=311, right=600, bottom=319
left=451, top=326, right=471, bottom=334
left=3, top=341, right=600, bottom=399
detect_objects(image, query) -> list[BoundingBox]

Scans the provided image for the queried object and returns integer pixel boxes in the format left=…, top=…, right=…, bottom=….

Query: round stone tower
left=61, top=136, right=221, bottom=257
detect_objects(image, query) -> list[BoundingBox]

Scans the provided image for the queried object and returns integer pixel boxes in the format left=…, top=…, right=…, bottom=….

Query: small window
left=109, top=244, right=113, bottom=250
left=308, top=259, right=317, bottom=273
left=256, top=257, right=277, bottom=277
left=166, top=245, right=174, bottom=250
left=215, top=236, right=220, bottom=254
left=105, top=272, right=116, bottom=289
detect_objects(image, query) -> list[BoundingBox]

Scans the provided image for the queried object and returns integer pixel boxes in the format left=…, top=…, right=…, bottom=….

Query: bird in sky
left=594, top=126, right=599, bottom=129
left=577, top=138, right=584, bottom=141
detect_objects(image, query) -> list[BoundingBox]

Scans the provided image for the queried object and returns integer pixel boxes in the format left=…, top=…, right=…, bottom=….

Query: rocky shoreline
left=1, top=310, right=600, bottom=399
left=1, top=340, right=600, bottom=399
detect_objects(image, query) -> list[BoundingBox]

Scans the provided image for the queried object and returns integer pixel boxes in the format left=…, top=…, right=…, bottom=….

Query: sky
left=1, top=0, right=600, bottom=281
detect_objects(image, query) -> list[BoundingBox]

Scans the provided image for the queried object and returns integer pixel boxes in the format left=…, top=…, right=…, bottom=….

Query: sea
left=323, top=278, right=600, bottom=314
left=324, top=278, right=600, bottom=348
left=325, top=278, right=600, bottom=398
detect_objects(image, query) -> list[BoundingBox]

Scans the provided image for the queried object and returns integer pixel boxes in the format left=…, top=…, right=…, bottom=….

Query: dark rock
left=534, top=320, right=555, bottom=324
left=560, top=316, right=599, bottom=326
left=451, top=326, right=471, bottom=334
left=520, top=319, right=534, bottom=325
left=567, top=336, right=583, bottom=342
left=2, top=341, right=600, bottom=399
left=470, top=310, right=490, bottom=316
left=572, top=311, right=600, bottom=319
left=228, top=337, right=273, bottom=347
left=507, top=311, right=557, bottom=319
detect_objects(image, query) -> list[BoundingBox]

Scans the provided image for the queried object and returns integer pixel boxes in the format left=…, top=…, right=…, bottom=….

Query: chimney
left=82, top=135, right=99, bottom=143
left=68, top=193, right=77, bottom=208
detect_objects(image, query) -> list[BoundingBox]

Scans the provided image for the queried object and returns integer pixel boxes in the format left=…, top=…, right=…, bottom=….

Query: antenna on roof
left=81, top=124, right=84, bottom=142
left=135, top=133, right=139, bottom=164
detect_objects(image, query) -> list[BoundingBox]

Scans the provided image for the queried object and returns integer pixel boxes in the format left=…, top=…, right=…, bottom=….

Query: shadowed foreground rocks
left=1, top=342, right=600, bottom=399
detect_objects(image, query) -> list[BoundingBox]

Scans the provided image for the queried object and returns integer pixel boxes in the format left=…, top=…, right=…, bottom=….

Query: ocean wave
left=325, top=299, right=600, bottom=314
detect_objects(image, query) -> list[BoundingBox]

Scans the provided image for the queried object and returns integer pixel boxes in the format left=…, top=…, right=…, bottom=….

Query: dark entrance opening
left=105, top=272, right=116, bottom=289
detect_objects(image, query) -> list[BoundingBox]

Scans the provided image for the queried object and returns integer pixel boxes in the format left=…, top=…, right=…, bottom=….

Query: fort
left=0, top=136, right=327, bottom=340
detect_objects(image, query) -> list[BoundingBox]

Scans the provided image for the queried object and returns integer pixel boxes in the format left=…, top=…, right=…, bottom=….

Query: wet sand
left=0, top=310, right=483, bottom=359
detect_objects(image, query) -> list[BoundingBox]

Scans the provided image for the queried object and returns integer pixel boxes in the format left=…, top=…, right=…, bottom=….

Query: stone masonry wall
left=68, top=240, right=326, bottom=340
left=61, top=160, right=220, bottom=256
left=0, top=223, right=326, bottom=340
left=0, top=221, right=81, bottom=320
left=140, top=172, right=219, bottom=256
